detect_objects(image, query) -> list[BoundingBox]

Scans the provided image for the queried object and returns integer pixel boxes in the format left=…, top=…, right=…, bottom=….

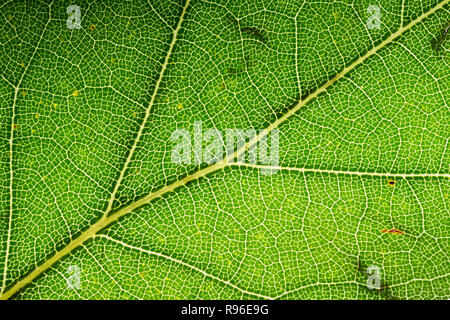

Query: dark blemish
left=356, top=257, right=364, bottom=272
left=388, top=180, right=395, bottom=186
left=241, top=26, right=267, bottom=44
left=89, top=25, right=96, bottom=31
left=226, top=61, right=247, bottom=76
left=431, top=21, right=450, bottom=53
left=226, top=66, right=241, bottom=75
left=379, top=284, right=397, bottom=300
left=225, top=13, right=239, bottom=25
left=357, top=258, right=397, bottom=300
left=225, top=14, right=267, bottom=43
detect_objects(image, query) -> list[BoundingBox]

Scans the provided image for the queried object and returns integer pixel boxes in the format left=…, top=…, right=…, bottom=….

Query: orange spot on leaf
left=381, top=228, right=404, bottom=234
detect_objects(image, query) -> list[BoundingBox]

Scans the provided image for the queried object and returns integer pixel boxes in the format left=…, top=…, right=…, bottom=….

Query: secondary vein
left=103, top=0, right=191, bottom=216
left=1, top=1, right=54, bottom=295
left=1, top=0, right=448, bottom=300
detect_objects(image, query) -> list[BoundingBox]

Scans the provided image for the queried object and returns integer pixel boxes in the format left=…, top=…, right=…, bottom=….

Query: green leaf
left=0, top=0, right=449, bottom=300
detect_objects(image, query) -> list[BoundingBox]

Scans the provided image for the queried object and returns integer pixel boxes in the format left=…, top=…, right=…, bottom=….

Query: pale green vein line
left=234, top=0, right=449, bottom=165
left=84, top=244, right=141, bottom=299
left=0, top=160, right=226, bottom=300
left=96, top=234, right=273, bottom=299
left=146, top=0, right=174, bottom=30
left=1, top=1, right=54, bottom=295
left=231, top=163, right=450, bottom=178
left=395, top=41, right=446, bottom=104
left=401, top=0, right=405, bottom=27
left=1, top=0, right=447, bottom=300
left=274, top=280, right=367, bottom=299
left=275, top=274, right=450, bottom=299
left=103, top=0, right=191, bottom=216
left=294, top=2, right=307, bottom=97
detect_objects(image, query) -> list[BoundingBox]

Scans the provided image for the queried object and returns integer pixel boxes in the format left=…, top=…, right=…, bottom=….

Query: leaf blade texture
left=0, top=0, right=449, bottom=300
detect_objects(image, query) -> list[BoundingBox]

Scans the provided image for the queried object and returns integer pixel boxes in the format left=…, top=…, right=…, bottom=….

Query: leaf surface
left=0, top=0, right=449, bottom=299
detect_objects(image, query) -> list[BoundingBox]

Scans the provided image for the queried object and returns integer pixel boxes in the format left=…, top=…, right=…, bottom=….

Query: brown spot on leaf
left=381, top=228, right=404, bottom=234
